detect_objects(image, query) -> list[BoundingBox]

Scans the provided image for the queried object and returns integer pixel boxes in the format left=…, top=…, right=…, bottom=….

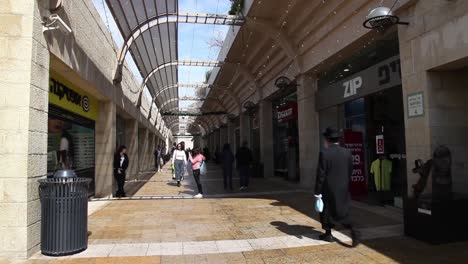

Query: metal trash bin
left=39, top=170, right=91, bottom=256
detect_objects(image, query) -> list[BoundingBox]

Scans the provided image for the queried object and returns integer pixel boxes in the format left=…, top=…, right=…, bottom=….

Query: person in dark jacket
left=314, top=127, right=359, bottom=246
left=114, top=145, right=129, bottom=198
left=222, top=143, right=235, bottom=190
left=236, top=141, right=253, bottom=190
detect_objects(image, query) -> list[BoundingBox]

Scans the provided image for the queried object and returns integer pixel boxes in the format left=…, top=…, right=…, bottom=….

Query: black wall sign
left=316, top=55, right=402, bottom=110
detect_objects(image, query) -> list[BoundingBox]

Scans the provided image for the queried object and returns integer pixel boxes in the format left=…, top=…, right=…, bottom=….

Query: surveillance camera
left=49, top=14, right=72, bottom=33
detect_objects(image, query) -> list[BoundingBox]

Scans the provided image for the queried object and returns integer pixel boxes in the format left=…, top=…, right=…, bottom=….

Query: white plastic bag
left=314, top=194, right=324, bottom=213
left=200, top=161, right=207, bottom=175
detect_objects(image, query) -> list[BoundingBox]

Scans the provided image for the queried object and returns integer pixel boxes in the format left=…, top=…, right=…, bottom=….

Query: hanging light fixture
left=363, top=6, right=409, bottom=31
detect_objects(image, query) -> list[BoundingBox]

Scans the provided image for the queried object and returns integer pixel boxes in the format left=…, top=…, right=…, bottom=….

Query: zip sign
left=343, top=76, right=362, bottom=98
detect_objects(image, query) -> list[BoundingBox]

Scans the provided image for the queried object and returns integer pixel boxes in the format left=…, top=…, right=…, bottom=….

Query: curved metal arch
left=113, top=12, right=243, bottom=83
left=136, top=64, right=217, bottom=107
left=160, top=97, right=226, bottom=113
left=195, top=119, right=210, bottom=135
left=168, top=123, right=181, bottom=133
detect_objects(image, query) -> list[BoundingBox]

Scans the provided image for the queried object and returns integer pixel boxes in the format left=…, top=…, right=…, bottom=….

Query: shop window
left=47, top=110, right=95, bottom=194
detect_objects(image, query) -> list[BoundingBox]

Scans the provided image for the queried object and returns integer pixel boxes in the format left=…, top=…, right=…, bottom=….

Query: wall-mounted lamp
left=363, top=7, right=409, bottom=31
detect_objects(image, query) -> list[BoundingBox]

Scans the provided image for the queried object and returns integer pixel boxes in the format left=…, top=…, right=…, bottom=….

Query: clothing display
left=370, top=158, right=392, bottom=191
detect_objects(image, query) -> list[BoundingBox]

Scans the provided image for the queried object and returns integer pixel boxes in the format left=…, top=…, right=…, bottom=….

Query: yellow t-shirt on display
left=370, top=159, right=392, bottom=191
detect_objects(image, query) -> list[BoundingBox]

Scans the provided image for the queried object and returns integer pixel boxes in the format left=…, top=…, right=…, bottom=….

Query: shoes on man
left=194, top=193, right=203, bottom=199
left=172, top=175, right=176, bottom=180
left=351, top=229, right=360, bottom=247
left=319, top=233, right=335, bottom=242
left=177, top=181, right=181, bottom=187
left=239, top=186, right=245, bottom=191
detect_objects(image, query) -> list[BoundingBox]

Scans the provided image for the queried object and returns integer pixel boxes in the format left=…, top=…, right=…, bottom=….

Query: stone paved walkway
left=13, top=163, right=468, bottom=263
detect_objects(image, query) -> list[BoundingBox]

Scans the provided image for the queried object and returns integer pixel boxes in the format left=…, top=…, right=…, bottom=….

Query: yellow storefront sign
left=49, top=71, right=99, bottom=121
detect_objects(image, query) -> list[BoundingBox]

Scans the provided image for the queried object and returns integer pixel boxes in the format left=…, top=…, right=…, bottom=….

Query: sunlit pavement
left=17, top=164, right=468, bottom=263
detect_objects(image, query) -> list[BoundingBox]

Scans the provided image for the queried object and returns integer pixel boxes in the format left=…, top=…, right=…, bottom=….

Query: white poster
left=408, top=92, right=424, bottom=118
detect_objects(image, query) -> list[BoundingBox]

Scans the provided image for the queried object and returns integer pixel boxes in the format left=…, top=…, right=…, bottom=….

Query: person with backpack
left=189, top=148, right=206, bottom=198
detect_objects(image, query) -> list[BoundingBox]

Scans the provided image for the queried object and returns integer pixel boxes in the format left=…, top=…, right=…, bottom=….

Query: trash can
left=39, top=170, right=91, bottom=256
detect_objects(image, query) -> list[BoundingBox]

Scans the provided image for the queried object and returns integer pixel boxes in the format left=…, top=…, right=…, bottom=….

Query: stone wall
left=0, top=0, right=49, bottom=258
left=0, top=0, right=169, bottom=258
left=398, top=0, right=468, bottom=194
left=427, top=70, right=468, bottom=194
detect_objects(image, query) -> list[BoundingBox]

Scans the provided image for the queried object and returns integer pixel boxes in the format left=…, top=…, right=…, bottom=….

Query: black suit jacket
left=315, top=144, right=353, bottom=220
left=113, top=153, right=129, bottom=174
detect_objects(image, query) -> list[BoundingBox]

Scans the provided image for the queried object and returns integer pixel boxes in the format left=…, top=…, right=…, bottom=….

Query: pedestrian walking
left=172, top=143, right=187, bottom=187
left=314, top=126, right=360, bottom=246
left=189, top=148, right=206, bottom=198
left=113, top=145, right=129, bottom=198
left=171, top=143, right=177, bottom=179
left=154, top=145, right=161, bottom=171
left=222, top=143, right=235, bottom=190
left=236, top=141, right=253, bottom=190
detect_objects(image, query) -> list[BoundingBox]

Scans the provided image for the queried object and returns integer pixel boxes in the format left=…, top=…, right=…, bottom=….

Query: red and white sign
left=344, top=131, right=367, bottom=199
left=376, top=135, right=384, bottom=154
left=276, top=103, right=298, bottom=123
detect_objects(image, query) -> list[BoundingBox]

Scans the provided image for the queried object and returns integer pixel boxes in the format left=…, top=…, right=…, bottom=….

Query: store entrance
left=366, top=86, right=407, bottom=207
left=343, top=86, right=406, bottom=207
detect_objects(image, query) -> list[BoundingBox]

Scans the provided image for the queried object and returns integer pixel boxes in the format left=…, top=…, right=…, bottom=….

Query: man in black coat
left=236, top=141, right=253, bottom=190
left=114, top=145, right=129, bottom=197
left=315, top=127, right=359, bottom=246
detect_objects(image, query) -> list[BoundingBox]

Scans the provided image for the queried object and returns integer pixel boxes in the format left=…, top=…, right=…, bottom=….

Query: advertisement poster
left=343, top=130, right=367, bottom=198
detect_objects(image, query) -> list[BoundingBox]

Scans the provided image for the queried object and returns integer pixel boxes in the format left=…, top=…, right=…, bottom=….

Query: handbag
left=314, top=195, right=324, bottom=213
left=200, top=161, right=207, bottom=175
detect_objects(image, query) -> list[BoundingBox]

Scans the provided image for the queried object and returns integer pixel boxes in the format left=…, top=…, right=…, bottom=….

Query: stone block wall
left=398, top=0, right=468, bottom=194
left=0, top=0, right=49, bottom=258
left=0, top=0, right=168, bottom=258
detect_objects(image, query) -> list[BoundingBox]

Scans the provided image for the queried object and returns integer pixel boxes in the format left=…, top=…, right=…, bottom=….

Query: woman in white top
left=172, top=143, right=187, bottom=187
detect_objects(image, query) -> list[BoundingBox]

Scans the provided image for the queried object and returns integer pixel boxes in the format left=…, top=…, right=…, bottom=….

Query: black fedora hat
left=322, top=126, right=341, bottom=139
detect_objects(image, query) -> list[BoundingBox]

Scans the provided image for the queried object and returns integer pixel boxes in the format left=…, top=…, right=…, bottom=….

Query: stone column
left=125, top=119, right=139, bottom=180
left=0, top=1, right=49, bottom=258
left=149, top=133, right=156, bottom=170
left=138, top=128, right=148, bottom=173
left=259, top=100, right=274, bottom=178
left=95, top=102, right=116, bottom=197
left=297, top=74, right=320, bottom=189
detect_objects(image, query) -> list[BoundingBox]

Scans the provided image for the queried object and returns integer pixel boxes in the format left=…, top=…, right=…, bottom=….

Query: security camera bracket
left=42, top=14, right=72, bottom=34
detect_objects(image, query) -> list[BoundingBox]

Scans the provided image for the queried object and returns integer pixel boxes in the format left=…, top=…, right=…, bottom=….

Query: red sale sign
left=276, top=103, right=298, bottom=123
left=343, top=131, right=367, bottom=199
left=376, top=135, right=384, bottom=154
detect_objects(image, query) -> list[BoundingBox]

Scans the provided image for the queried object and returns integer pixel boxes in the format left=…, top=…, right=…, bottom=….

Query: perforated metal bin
left=39, top=170, right=91, bottom=256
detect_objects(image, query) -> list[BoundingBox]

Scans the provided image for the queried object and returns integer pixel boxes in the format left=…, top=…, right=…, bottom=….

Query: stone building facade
left=0, top=0, right=169, bottom=258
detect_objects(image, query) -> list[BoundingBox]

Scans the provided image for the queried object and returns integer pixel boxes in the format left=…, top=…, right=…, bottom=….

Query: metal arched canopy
left=105, top=0, right=244, bottom=134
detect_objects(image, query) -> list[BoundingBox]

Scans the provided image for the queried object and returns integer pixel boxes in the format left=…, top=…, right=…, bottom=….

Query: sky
left=92, top=0, right=231, bottom=134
